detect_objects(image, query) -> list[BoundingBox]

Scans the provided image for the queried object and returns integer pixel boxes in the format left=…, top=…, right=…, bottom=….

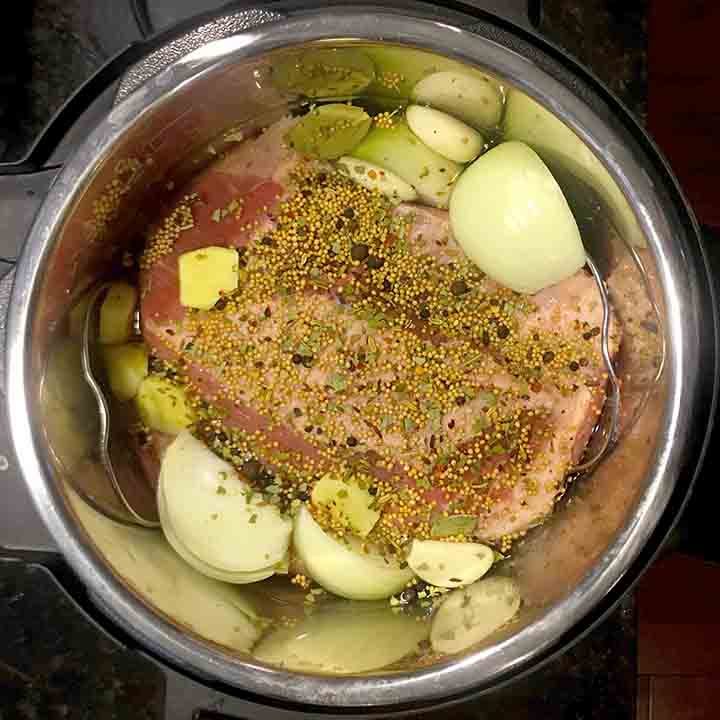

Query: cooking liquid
left=46, top=50, right=662, bottom=673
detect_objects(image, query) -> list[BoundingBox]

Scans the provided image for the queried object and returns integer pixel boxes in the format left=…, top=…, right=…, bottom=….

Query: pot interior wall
left=33, top=40, right=666, bottom=679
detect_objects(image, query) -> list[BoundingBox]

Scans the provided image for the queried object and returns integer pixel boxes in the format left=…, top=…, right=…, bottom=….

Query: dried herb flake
left=431, top=514, right=477, bottom=538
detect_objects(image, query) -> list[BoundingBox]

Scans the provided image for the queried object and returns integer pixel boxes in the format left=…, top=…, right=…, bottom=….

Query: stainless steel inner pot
left=5, top=7, right=718, bottom=711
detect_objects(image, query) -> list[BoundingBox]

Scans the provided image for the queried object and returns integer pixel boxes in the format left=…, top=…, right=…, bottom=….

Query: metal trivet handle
left=81, top=283, right=160, bottom=528
left=570, top=253, right=621, bottom=473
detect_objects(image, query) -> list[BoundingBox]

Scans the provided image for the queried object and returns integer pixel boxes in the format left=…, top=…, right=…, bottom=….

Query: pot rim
left=6, top=8, right=715, bottom=709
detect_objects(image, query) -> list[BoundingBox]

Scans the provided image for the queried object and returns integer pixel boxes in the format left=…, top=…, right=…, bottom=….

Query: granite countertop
left=0, top=2, right=647, bottom=718
left=540, top=0, right=647, bottom=122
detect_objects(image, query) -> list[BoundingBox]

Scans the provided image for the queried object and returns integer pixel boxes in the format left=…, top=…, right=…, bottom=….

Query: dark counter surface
left=540, top=0, right=647, bottom=121
left=0, top=1, right=646, bottom=718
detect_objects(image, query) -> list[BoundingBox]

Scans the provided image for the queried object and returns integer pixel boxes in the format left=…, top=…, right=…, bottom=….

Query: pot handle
left=0, top=6, right=286, bottom=562
left=0, top=40, right=150, bottom=554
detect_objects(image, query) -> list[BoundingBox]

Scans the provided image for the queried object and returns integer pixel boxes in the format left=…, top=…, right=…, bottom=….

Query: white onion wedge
left=503, top=90, right=645, bottom=248
left=407, top=539, right=494, bottom=588
left=449, top=141, right=585, bottom=294
left=160, top=432, right=292, bottom=574
left=310, top=473, right=379, bottom=538
left=412, top=71, right=503, bottom=129
left=254, top=602, right=429, bottom=673
left=293, top=506, right=413, bottom=600
left=351, top=122, right=461, bottom=208
left=68, top=487, right=262, bottom=651
left=406, top=105, right=484, bottom=163
left=336, top=156, right=418, bottom=203
left=158, top=483, right=279, bottom=584
left=430, top=576, right=521, bottom=654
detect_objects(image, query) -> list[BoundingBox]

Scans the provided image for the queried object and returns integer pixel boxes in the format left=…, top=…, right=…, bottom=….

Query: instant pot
left=0, top=1, right=717, bottom=716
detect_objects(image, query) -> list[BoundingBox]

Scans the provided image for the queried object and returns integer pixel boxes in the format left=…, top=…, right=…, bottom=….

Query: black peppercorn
left=450, top=279, right=469, bottom=296
left=350, top=243, right=369, bottom=262
left=346, top=435, right=359, bottom=447
left=242, top=459, right=262, bottom=482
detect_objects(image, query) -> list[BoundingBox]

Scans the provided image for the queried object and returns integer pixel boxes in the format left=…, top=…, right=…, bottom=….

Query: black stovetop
left=0, top=1, right=649, bottom=718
